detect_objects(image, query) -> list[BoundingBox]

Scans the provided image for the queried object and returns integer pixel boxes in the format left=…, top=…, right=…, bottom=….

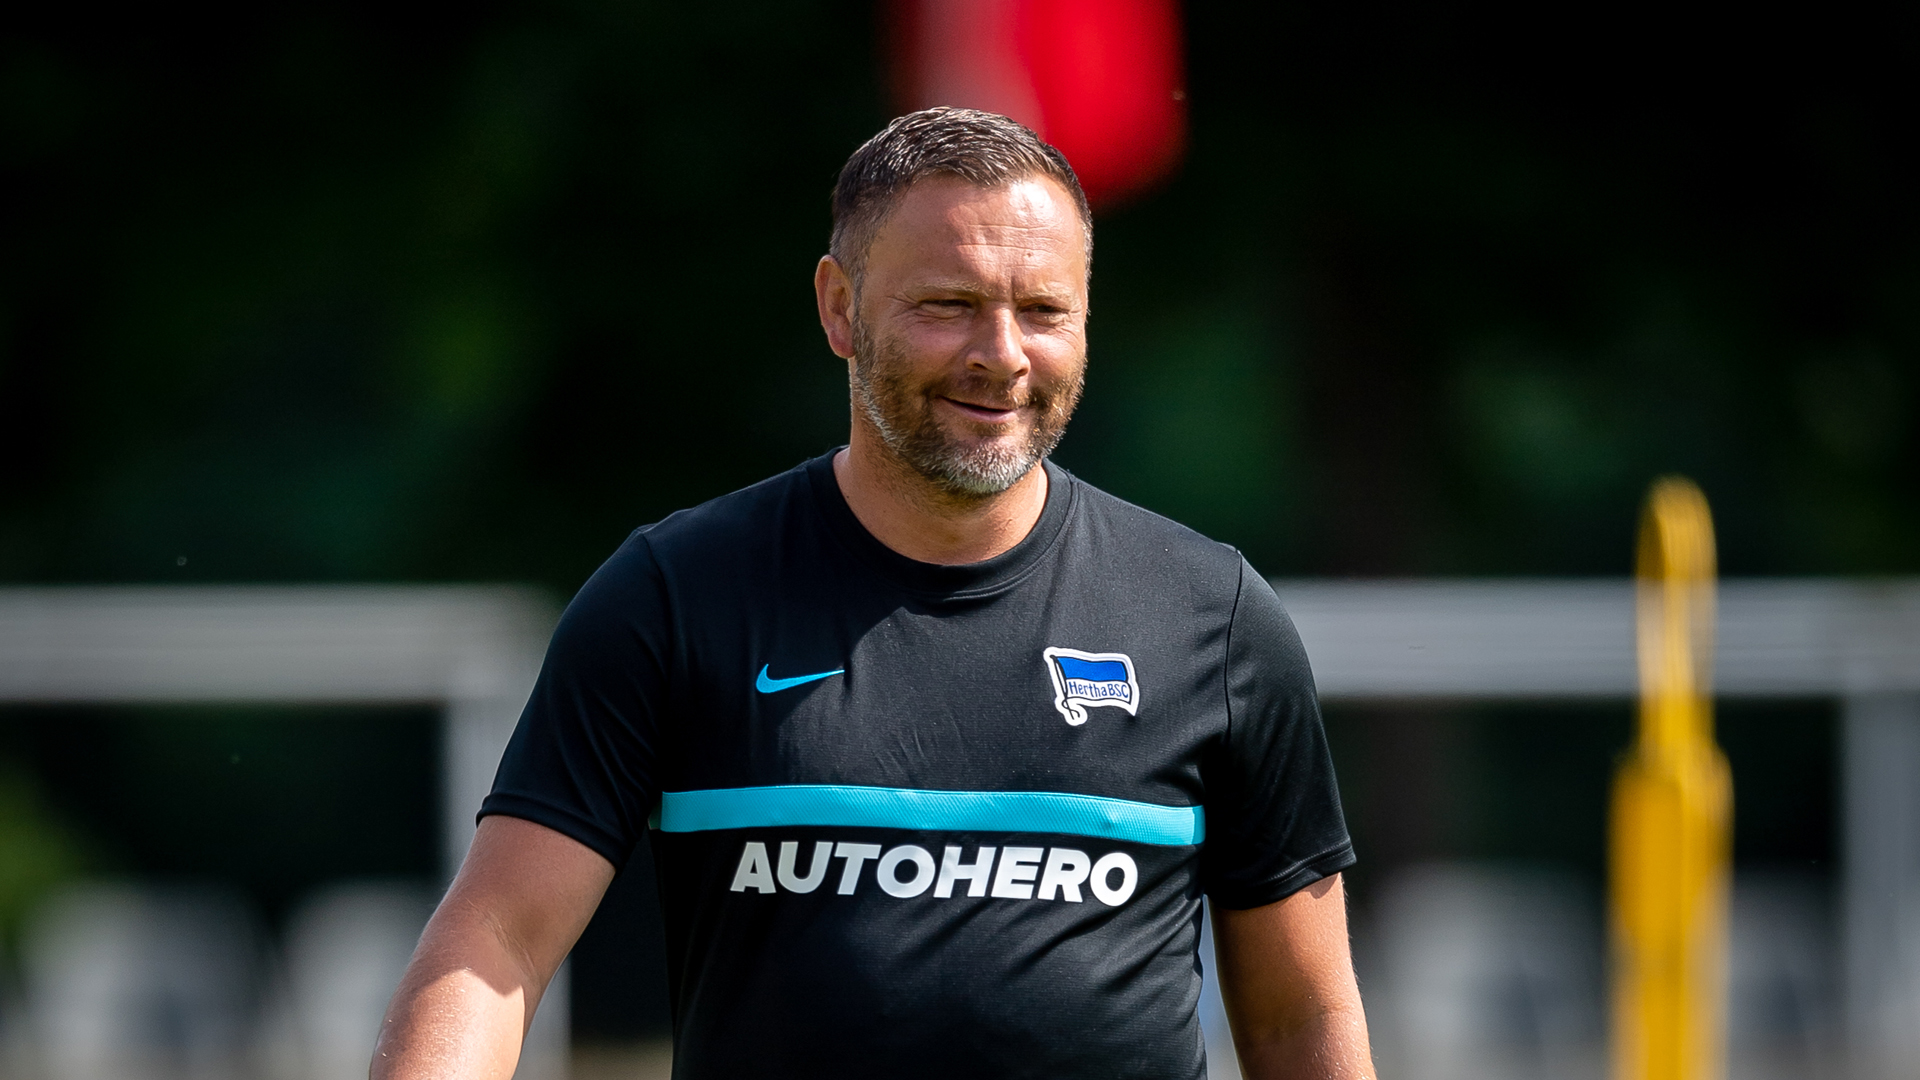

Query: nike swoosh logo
left=755, top=664, right=845, bottom=693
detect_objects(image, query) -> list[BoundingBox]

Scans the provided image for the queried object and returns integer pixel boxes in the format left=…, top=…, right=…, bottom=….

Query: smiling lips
left=939, top=396, right=1022, bottom=423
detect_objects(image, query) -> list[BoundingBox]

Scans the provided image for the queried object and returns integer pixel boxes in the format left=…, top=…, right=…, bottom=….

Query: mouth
left=937, top=396, right=1021, bottom=424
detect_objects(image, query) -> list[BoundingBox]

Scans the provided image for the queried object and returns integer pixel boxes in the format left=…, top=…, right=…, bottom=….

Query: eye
left=914, top=298, right=973, bottom=319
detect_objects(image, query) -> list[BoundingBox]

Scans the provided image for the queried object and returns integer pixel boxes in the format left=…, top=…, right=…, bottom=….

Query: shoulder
left=642, top=457, right=815, bottom=546
left=1061, top=470, right=1246, bottom=594
left=562, top=455, right=823, bottom=621
left=625, top=455, right=821, bottom=572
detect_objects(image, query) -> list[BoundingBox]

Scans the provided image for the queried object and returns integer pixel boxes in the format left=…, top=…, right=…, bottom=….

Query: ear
left=814, top=256, right=857, bottom=360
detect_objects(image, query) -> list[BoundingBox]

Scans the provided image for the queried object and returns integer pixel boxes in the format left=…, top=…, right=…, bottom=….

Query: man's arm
left=372, top=815, right=616, bottom=1080
left=1211, top=873, right=1376, bottom=1080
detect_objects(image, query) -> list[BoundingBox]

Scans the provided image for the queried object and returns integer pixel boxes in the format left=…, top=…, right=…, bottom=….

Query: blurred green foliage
left=0, top=766, right=91, bottom=950
left=1, top=2, right=877, bottom=587
left=1, top=2, right=1913, bottom=590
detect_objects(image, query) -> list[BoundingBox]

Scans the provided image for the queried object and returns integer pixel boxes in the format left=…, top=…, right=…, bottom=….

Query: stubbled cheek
left=1028, top=345, right=1088, bottom=377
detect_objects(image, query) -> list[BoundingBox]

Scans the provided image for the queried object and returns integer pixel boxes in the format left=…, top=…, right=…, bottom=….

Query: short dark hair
left=829, top=107, right=1093, bottom=286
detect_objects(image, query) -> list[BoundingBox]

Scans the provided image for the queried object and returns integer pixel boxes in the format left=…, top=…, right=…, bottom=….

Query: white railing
left=5, top=579, right=1919, bottom=1077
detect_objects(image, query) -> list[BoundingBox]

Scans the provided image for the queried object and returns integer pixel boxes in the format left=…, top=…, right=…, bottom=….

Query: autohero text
left=728, top=841, right=1139, bottom=906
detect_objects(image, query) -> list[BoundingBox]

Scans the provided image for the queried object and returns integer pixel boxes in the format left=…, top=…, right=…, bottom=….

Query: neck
left=832, top=425, right=1050, bottom=566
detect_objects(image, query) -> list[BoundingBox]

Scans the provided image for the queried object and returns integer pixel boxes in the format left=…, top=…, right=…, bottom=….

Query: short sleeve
left=1200, top=559, right=1356, bottom=909
left=479, top=531, right=670, bottom=869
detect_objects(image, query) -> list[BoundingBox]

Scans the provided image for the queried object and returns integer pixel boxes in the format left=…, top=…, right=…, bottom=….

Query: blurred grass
left=0, top=765, right=92, bottom=952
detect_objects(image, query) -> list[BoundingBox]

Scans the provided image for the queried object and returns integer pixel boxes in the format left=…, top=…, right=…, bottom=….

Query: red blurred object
left=888, top=0, right=1187, bottom=209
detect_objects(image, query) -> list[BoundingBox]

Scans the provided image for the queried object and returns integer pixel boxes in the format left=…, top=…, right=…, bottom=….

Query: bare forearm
left=371, top=817, right=613, bottom=1080
left=1232, top=1003, right=1376, bottom=1080
left=373, top=968, right=527, bottom=1080
left=1214, top=877, right=1376, bottom=1080
left=372, top=908, right=546, bottom=1080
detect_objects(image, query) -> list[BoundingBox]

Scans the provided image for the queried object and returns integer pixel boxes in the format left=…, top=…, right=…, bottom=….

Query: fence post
left=1843, top=693, right=1920, bottom=1080
left=1610, top=478, right=1731, bottom=1080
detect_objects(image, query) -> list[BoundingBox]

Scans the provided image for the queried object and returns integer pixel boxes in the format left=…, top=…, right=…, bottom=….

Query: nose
left=969, top=306, right=1030, bottom=382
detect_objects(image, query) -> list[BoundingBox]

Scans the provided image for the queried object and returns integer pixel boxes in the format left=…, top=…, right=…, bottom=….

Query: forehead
left=864, top=174, right=1089, bottom=284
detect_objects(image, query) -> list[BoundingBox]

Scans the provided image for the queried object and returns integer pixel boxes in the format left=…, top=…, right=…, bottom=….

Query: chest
left=657, top=582, right=1228, bottom=804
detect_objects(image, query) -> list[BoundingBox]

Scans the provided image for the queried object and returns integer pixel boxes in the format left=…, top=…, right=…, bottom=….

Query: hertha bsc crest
left=1042, top=647, right=1140, bottom=726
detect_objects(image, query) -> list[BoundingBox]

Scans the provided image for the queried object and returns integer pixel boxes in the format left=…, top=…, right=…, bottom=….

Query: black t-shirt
left=483, top=450, right=1354, bottom=1079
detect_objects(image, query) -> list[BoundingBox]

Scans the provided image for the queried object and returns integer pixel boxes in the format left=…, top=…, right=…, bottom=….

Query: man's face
left=848, top=174, right=1089, bottom=498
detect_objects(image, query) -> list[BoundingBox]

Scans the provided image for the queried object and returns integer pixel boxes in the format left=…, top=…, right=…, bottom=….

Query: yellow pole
left=1610, top=477, right=1732, bottom=1080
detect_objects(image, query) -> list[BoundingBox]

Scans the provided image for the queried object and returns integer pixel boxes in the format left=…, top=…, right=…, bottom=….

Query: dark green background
left=2, top=0, right=1909, bottom=1041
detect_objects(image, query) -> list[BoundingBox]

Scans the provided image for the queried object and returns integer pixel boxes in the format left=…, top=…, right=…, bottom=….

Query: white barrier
left=5, top=579, right=1919, bottom=1075
left=0, top=586, right=563, bottom=1080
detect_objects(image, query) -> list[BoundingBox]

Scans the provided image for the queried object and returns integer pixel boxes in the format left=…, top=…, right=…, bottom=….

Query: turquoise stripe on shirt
left=657, top=784, right=1204, bottom=847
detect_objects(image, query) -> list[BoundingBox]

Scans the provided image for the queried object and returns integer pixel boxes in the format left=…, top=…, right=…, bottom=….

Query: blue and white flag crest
left=1042, top=647, right=1140, bottom=726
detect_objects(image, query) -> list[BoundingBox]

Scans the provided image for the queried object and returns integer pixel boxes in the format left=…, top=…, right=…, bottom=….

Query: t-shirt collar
left=805, top=447, right=1074, bottom=598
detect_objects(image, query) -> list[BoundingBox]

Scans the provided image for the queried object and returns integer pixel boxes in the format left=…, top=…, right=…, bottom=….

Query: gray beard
left=850, top=316, right=1083, bottom=499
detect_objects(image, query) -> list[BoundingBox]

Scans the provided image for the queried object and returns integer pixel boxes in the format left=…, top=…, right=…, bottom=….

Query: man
left=375, top=107, right=1375, bottom=1079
